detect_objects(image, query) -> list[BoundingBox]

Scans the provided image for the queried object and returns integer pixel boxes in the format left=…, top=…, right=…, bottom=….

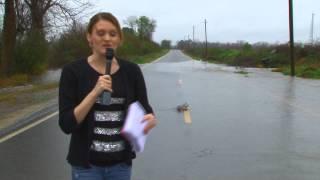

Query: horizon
left=87, top=0, right=320, bottom=45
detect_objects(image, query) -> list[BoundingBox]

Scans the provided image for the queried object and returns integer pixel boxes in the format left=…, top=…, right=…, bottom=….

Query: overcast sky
left=87, top=0, right=319, bottom=44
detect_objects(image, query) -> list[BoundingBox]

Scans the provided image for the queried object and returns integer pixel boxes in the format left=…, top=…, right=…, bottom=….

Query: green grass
left=30, top=82, right=59, bottom=92
left=235, top=70, right=249, bottom=75
left=184, top=47, right=320, bottom=79
left=183, top=51, right=200, bottom=60
left=133, top=49, right=169, bottom=64
left=0, top=82, right=58, bottom=103
left=282, top=65, right=320, bottom=79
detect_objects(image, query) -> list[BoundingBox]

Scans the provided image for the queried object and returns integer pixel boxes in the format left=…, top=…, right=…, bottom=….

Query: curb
left=0, top=99, right=58, bottom=140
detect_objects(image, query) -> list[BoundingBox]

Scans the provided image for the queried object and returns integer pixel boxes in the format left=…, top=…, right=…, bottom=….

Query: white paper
left=121, top=101, right=147, bottom=152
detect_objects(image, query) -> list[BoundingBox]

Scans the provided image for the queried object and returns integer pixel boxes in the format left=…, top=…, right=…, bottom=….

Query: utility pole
left=193, top=25, right=195, bottom=42
left=204, top=19, right=208, bottom=59
left=288, top=0, right=295, bottom=76
left=310, top=13, right=315, bottom=44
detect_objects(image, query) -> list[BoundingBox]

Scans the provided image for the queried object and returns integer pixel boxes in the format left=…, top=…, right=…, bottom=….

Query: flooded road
left=0, top=50, right=320, bottom=180
left=132, top=50, right=320, bottom=180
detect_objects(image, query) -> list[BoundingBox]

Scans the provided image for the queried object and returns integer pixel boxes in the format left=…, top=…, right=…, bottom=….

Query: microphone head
left=106, top=48, right=114, bottom=60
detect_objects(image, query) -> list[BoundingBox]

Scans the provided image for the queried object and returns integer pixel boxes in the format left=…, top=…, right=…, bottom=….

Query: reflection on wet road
left=0, top=50, right=319, bottom=180
left=133, top=50, right=320, bottom=180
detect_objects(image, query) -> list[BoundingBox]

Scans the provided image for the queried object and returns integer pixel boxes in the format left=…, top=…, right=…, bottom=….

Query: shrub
left=47, top=23, right=90, bottom=68
left=15, top=31, right=48, bottom=75
left=117, top=30, right=162, bottom=61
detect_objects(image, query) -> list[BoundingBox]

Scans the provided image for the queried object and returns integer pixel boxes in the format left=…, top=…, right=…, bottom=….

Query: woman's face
left=87, top=19, right=121, bottom=56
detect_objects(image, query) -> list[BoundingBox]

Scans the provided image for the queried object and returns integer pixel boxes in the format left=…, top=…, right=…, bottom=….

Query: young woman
left=58, top=12, right=157, bottom=180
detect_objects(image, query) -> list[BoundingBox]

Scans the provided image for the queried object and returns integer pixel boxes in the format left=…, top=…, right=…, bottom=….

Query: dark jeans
left=72, top=163, right=132, bottom=180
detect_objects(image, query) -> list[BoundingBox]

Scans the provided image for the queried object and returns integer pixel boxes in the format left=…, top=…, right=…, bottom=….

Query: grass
left=281, top=65, right=320, bottom=79
left=0, top=82, right=59, bottom=103
left=235, top=70, right=249, bottom=75
left=133, top=49, right=169, bottom=64
left=0, top=49, right=168, bottom=103
left=0, top=74, right=30, bottom=88
left=30, top=82, right=59, bottom=92
left=183, top=51, right=200, bottom=60
left=234, top=67, right=250, bottom=78
left=184, top=48, right=320, bottom=79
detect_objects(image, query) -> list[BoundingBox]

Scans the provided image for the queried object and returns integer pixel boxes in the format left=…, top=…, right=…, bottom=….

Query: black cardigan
left=58, top=58, right=153, bottom=167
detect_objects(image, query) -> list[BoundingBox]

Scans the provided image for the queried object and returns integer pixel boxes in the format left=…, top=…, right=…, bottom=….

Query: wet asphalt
left=133, top=50, right=320, bottom=180
left=1, top=50, right=320, bottom=180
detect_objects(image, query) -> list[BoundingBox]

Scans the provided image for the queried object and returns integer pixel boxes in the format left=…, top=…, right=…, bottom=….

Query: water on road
left=1, top=50, right=320, bottom=180
left=133, top=50, right=320, bottom=180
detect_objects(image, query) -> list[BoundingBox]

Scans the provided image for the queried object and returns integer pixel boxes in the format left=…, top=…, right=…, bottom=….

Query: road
left=1, top=50, right=320, bottom=180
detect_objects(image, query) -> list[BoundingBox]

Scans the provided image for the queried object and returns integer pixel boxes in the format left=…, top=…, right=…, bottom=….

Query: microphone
left=105, top=48, right=114, bottom=74
left=101, top=48, right=114, bottom=105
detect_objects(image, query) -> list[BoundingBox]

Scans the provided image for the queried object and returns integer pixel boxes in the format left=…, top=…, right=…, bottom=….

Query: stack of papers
left=121, top=101, right=148, bottom=152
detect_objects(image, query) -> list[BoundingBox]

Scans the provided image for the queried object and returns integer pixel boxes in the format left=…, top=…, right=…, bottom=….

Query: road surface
left=1, top=50, right=320, bottom=180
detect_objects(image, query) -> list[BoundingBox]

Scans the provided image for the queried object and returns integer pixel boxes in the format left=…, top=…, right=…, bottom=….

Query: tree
left=123, top=16, right=137, bottom=33
left=23, top=0, right=90, bottom=34
left=15, top=0, right=31, bottom=36
left=122, top=27, right=135, bottom=35
left=161, top=40, right=171, bottom=49
left=0, top=0, right=91, bottom=76
left=136, top=16, right=156, bottom=41
left=1, top=0, right=16, bottom=77
left=15, top=0, right=91, bottom=74
left=47, top=21, right=90, bottom=68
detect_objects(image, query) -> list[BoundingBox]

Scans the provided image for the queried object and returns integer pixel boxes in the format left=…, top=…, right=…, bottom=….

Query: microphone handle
left=101, top=91, right=111, bottom=105
left=101, top=59, right=112, bottom=105
left=105, top=59, right=112, bottom=74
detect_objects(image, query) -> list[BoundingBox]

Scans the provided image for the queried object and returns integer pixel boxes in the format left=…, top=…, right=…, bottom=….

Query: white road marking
left=0, top=111, right=58, bottom=143
left=184, top=110, right=192, bottom=124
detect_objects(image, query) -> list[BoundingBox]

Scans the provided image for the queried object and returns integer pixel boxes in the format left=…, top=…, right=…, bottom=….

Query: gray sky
left=87, top=0, right=319, bottom=44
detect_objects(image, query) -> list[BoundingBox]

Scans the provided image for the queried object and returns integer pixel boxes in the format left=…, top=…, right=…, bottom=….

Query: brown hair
left=87, top=12, right=123, bottom=41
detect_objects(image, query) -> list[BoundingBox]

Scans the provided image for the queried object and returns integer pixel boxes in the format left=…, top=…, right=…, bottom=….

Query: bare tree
left=0, top=0, right=92, bottom=77
left=1, top=0, right=16, bottom=77
left=15, top=0, right=30, bottom=36
left=23, top=0, right=91, bottom=34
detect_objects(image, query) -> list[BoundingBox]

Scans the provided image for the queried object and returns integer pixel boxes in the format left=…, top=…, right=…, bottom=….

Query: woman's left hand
left=142, top=113, right=157, bottom=134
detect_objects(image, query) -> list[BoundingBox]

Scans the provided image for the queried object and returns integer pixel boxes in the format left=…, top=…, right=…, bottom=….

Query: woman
left=58, top=12, right=157, bottom=180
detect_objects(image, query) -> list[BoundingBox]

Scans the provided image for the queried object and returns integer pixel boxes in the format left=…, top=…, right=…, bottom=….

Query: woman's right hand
left=91, top=75, right=113, bottom=97
left=73, top=75, right=112, bottom=124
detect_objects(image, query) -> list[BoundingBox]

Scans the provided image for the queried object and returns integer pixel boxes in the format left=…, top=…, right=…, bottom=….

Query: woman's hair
left=87, top=12, right=123, bottom=41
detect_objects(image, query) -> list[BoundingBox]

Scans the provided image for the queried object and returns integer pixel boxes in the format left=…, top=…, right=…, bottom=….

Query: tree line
left=0, top=0, right=90, bottom=78
left=0, top=0, right=169, bottom=80
left=180, top=40, right=320, bottom=79
left=49, top=16, right=163, bottom=69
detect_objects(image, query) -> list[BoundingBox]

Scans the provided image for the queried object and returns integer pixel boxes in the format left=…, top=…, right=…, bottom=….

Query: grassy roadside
left=132, top=49, right=169, bottom=64
left=0, top=74, right=31, bottom=88
left=274, top=65, right=320, bottom=79
left=0, top=82, right=59, bottom=103
left=0, top=82, right=59, bottom=129
left=0, top=50, right=169, bottom=104
left=0, top=49, right=169, bottom=89
left=183, top=48, right=320, bottom=79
